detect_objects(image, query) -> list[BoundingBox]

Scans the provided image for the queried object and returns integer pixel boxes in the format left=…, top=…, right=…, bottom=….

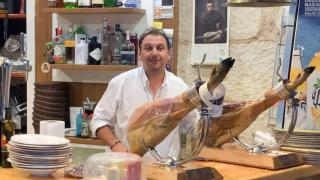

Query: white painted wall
left=26, top=1, right=35, bottom=133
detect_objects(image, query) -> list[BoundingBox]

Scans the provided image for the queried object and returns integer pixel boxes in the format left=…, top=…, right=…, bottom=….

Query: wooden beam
left=35, top=0, right=52, bottom=82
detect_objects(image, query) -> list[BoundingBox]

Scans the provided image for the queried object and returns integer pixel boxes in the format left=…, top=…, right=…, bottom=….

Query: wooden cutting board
left=197, top=145, right=304, bottom=170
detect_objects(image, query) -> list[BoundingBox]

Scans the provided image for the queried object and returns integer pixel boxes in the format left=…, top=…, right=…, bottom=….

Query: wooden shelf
left=66, top=136, right=105, bottom=146
left=11, top=72, right=25, bottom=78
left=50, top=64, right=137, bottom=72
left=42, top=7, right=146, bottom=14
left=0, top=13, right=26, bottom=19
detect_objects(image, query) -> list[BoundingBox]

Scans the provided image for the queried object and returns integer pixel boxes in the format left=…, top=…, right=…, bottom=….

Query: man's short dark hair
left=139, top=27, right=171, bottom=50
left=206, top=0, right=214, bottom=5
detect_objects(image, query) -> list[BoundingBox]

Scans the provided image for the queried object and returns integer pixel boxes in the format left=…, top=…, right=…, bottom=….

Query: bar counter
left=1, top=160, right=320, bottom=180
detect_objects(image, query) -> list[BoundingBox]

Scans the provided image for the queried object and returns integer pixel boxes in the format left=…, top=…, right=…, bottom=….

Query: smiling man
left=91, top=27, right=195, bottom=162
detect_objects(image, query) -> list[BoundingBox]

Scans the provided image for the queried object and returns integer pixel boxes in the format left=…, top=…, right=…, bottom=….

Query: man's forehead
left=141, top=35, right=167, bottom=45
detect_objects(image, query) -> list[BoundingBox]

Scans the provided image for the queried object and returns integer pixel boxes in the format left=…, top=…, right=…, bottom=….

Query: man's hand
left=204, top=30, right=222, bottom=43
left=111, top=142, right=128, bottom=152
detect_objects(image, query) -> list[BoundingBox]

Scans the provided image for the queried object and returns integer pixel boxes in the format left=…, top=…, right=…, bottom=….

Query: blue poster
left=278, top=0, right=320, bottom=130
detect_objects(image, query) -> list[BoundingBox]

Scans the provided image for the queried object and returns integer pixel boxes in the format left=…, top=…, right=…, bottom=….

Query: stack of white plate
left=7, top=134, right=72, bottom=176
left=273, top=128, right=320, bottom=165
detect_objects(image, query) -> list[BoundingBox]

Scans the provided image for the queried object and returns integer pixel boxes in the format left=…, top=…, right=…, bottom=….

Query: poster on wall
left=279, top=0, right=320, bottom=130
left=190, top=0, right=229, bottom=65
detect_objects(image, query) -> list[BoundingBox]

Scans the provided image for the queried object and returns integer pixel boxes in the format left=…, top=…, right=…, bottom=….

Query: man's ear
left=168, top=48, right=172, bottom=60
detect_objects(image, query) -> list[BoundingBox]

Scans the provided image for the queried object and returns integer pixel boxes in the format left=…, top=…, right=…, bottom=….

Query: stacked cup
left=33, top=82, right=67, bottom=133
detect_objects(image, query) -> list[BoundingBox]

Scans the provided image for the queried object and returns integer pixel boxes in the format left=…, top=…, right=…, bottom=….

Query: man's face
left=139, top=34, right=170, bottom=72
left=206, top=2, right=214, bottom=12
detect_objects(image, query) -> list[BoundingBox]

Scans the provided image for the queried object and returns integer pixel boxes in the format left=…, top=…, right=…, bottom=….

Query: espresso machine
left=0, top=33, right=31, bottom=120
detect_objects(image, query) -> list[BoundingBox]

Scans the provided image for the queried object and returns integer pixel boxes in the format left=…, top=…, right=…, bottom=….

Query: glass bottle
left=75, top=109, right=82, bottom=137
left=92, top=0, right=103, bottom=7
left=101, top=18, right=113, bottom=65
left=103, top=0, right=115, bottom=7
left=111, top=24, right=123, bottom=65
left=88, top=36, right=101, bottom=65
left=1, top=107, right=14, bottom=168
left=129, top=32, right=138, bottom=65
left=53, top=26, right=66, bottom=64
left=120, top=30, right=135, bottom=65
left=64, top=0, right=78, bottom=8
left=78, top=0, right=91, bottom=8
left=82, top=100, right=96, bottom=138
left=64, top=24, right=75, bottom=64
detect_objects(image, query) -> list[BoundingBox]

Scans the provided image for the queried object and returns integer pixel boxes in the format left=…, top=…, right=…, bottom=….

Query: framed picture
left=190, top=0, right=229, bottom=65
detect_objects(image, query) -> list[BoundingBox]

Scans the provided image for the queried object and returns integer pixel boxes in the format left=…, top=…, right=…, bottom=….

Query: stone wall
left=177, top=1, right=284, bottom=142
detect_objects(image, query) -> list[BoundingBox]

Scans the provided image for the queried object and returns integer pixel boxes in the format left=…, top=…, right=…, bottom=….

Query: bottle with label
left=111, top=24, right=123, bottom=65
left=120, top=30, right=135, bottom=65
left=64, top=24, right=75, bottom=64
left=64, top=0, right=78, bottom=8
left=92, top=0, right=103, bottom=7
left=101, top=18, right=113, bottom=65
left=1, top=107, right=14, bottom=168
left=75, top=38, right=88, bottom=64
left=78, top=0, right=91, bottom=7
left=88, top=36, right=101, bottom=65
left=53, top=26, right=66, bottom=64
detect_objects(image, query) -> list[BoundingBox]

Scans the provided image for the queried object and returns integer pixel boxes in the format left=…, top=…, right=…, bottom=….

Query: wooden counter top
left=1, top=161, right=320, bottom=180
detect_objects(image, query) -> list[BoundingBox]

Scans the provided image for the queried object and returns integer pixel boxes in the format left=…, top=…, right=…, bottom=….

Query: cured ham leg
left=127, top=58, right=235, bottom=156
left=208, top=66, right=315, bottom=147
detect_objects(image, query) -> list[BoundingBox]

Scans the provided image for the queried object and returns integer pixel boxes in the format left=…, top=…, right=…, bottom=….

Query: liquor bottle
left=129, top=32, right=138, bottom=65
left=91, top=0, right=103, bottom=7
left=64, top=0, right=78, bottom=8
left=88, top=36, right=101, bottom=65
left=103, top=0, right=115, bottom=7
left=78, top=0, right=91, bottom=7
left=111, top=24, right=123, bottom=65
left=120, top=30, right=135, bottom=65
left=1, top=107, right=14, bottom=168
left=101, top=18, right=113, bottom=65
left=53, top=26, right=66, bottom=64
left=64, top=24, right=75, bottom=64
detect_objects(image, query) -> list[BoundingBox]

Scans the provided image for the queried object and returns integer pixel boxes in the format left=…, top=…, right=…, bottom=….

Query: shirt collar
left=140, top=67, right=169, bottom=88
